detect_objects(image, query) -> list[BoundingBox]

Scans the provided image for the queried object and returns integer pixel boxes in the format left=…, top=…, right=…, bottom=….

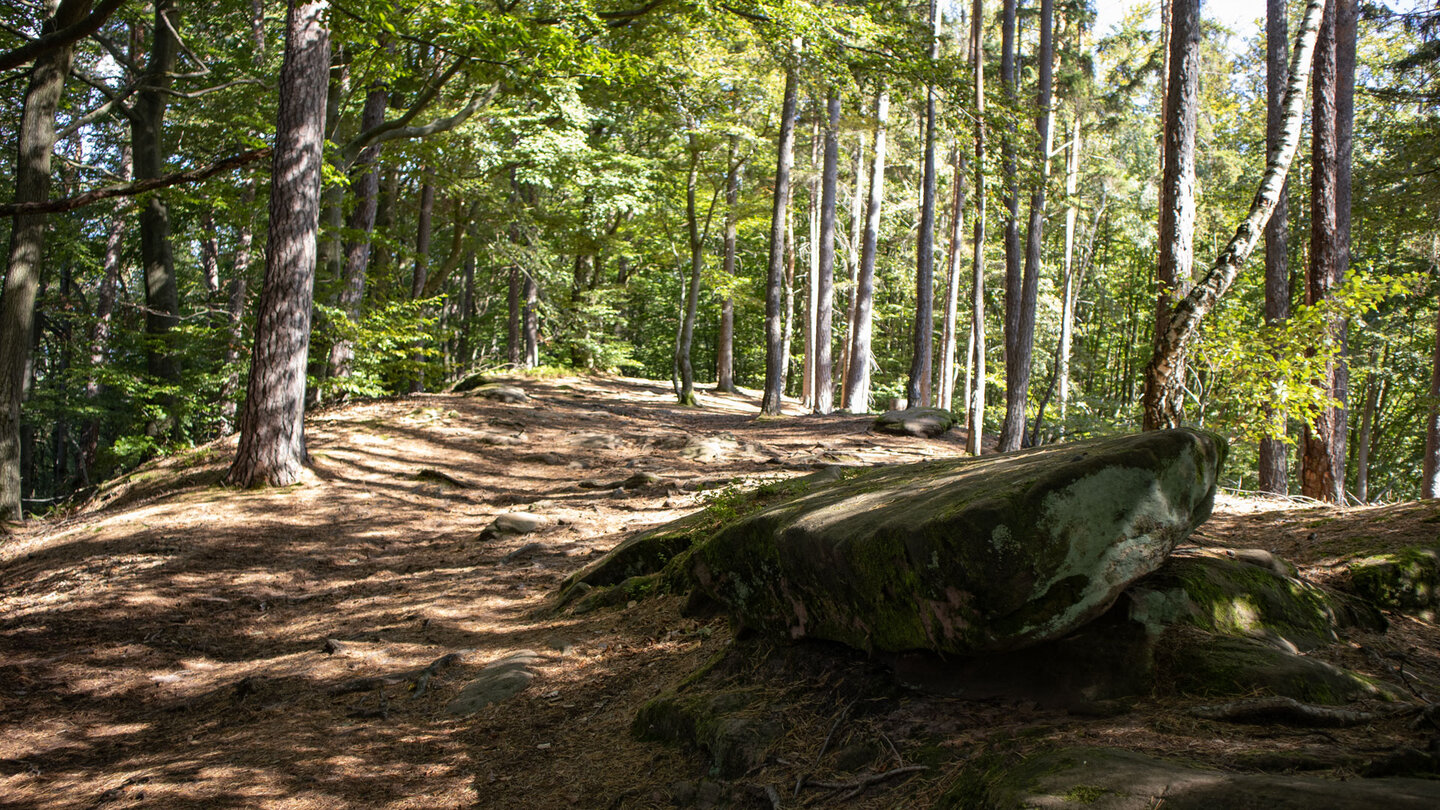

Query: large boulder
left=873, top=407, right=956, bottom=438
left=689, top=429, right=1226, bottom=655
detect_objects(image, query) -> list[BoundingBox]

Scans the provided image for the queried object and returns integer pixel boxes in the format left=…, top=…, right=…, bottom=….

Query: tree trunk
left=133, top=1, right=182, bottom=411
left=1142, top=0, right=1327, bottom=431
left=326, top=83, right=387, bottom=382
left=998, top=0, right=1055, bottom=452
left=676, top=133, right=703, bottom=406
left=907, top=0, right=943, bottom=409
left=1301, top=0, right=1355, bottom=503
left=814, top=91, right=840, bottom=415
left=940, top=142, right=967, bottom=413
left=761, top=62, right=799, bottom=416
left=226, top=0, right=330, bottom=489
left=83, top=144, right=130, bottom=470
left=842, top=87, right=888, bottom=414
left=523, top=271, right=539, bottom=368
left=999, top=0, right=1022, bottom=428
left=1259, top=0, right=1292, bottom=494
left=967, top=0, right=987, bottom=456
left=0, top=0, right=91, bottom=520
left=803, top=118, right=820, bottom=409
left=717, top=141, right=741, bottom=394
left=1058, top=115, right=1081, bottom=423
left=408, top=176, right=435, bottom=393
left=218, top=180, right=256, bottom=437
left=1355, top=349, right=1382, bottom=502
left=1423, top=317, right=1440, bottom=498
left=839, top=134, right=865, bottom=397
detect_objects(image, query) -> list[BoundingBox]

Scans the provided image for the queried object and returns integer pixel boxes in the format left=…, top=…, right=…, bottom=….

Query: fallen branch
left=1189, top=696, right=1377, bottom=727
left=805, top=765, right=927, bottom=801
left=0, top=148, right=271, bottom=216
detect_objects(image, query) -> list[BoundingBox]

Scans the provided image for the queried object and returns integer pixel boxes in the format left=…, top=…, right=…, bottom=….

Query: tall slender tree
left=967, top=0, right=987, bottom=455
left=907, top=0, right=942, bottom=408
left=999, top=0, right=1022, bottom=440
left=1259, top=0, right=1291, bottom=494
left=717, top=141, right=742, bottom=394
left=842, top=86, right=889, bottom=413
left=762, top=61, right=800, bottom=416
left=226, top=0, right=332, bottom=488
left=814, top=92, right=841, bottom=414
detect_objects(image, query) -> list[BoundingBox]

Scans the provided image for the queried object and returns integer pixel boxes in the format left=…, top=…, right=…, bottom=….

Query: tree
left=717, top=140, right=742, bottom=394
left=1259, top=0, right=1291, bottom=494
left=761, top=61, right=799, bottom=416
left=999, top=0, right=1056, bottom=451
left=998, top=0, right=1022, bottom=445
left=326, top=82, right=388, bottom=383
left=1301, top=0, right=1357, bottom=503
left=907, top=0, right=942, bottom=409
left=226, top=0, right=331, bottom=488
left=813, top=92, right=840, bottom=414
left=966, top=0, right=987, bottom=456
left=0, top=0, right=95, bottom=521
left=1143, top=0, right=1328, bottom=431
left=842, top=85, right=889, bottom=413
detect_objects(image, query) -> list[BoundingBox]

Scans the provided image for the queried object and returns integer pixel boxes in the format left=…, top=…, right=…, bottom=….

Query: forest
left=1, top=0, right=1438, bottom=519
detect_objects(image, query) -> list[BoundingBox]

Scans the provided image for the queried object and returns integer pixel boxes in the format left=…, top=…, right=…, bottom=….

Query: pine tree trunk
left=327, top=83, right=387, bottom=382
left=842, top=87, right=888, bottom=414
left=907, top=0, right=942, bottom=409
left=1143, top=0, right=1327, bottom=431
left=998, top=0, right=1054, bottom=452
left=967, top=0, right=987, bottom=456
left=1058, top=115, right=1082, bottom=423
left=0, top=0, right=91, bottom=520
left=1301, top=0, right=1355, bottom=503
left=814, top=92, right=840, bottom=414
left=1259, top=0, right=1292, bottom=494
left=998, top=0, right=1023, bottom=447
left=1423, top=320, right=1440, bottom=498
left=762, top=63, right=799, bottom=415
left=226, top=0, right=331, bottom=489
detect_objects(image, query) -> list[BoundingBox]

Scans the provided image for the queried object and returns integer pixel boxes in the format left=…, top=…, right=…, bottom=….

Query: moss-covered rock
left=632, top=688, right=783, bottom=778
left=1159, top=630, right=1383, bottom=704
left=1347, top=547, right=1440, bottom=617
left=873, top=407, right=956, bottom=437
left=1130, top=552, right=1385, bottom=652
left=689, top=429, right=1225, bottom=655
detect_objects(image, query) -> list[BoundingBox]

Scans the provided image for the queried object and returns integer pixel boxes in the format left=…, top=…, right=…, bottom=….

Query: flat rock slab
left=873, top=407, right=956, bottom=438
left=689, top=429, right=1225, bottom=655
left=466, top=384, right=529, bottom=403
left=446, top=651, right=541, bottom=715
left=992, top=746, right=1440, bottom=809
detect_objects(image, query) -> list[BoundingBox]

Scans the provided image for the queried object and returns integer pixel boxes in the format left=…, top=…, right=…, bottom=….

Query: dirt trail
left=1, top=374, right=1436, bottom=809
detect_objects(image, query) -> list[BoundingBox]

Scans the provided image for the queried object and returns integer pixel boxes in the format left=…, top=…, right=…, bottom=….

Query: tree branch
left=0, top=147, right=270, bottom=216
left=341, top=80, right=503, bottom=166
left=0, top=0, right=127, bottom=73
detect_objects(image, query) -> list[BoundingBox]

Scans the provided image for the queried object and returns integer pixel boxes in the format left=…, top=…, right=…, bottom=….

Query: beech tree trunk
left=839, top=135, right=865, bottom=396
left=523, top=271, right=539, bottom=369
left=717, top=142, right=741, bottom=394
left=940, top=143, right=966, bottom=413
left=762, top=63, right=799, bottom=416
left=218, top=181, right=256, bottom=437
left=907, top=0, right=942, bottom=409
left=676, top=134, right=703, bottom=406
left=804, top=119, right=820, bottom=408
left=133, top=0, right=182, bottom=407
left=0, top=0, right=91, bottom=520
left=226, top=0, right=331, bottom=489
left=326, top=83, right=387, bottom=382
left=998, top=0, right=1054, bottom=452
left=842, top=87, right=888, bottom=413
left=1143, top=0, right=1327, bottom=431
left=1301, top=0, right=1356, bottom=504
left=407, top=176, right=434, bottom=393
left=814, top=92, right=840, bottom=414
left=1259, top=0, right=1292, bottom=494
left=1058, top=115, right=1081, bottom=423
left=967, top=0, right=987, bottom=456
left=83, top=145, right=130, bottom=468
left=999, top=0, right=1021, bottom=436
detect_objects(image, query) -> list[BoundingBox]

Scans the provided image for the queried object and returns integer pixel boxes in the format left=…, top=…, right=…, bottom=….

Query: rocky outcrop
left=688, top=429, right=1225, bottom=654
left=872, top=407, right=956, bottom=438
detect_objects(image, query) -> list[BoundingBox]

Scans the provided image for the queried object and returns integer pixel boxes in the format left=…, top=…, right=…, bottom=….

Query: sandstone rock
left=485, top=512, right=548, bottom=537
left=1347, top=546, right=1440, bottom=617
left=689, top=429, right=1226, bottom=655
left=465, top=383, right=529, bottom=403
left=872, top=407, right=956, bottom=438
left=446, top=650, right=540, bottom=715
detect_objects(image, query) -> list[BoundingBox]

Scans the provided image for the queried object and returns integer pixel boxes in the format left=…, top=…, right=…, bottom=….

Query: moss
left=632, top=688, right=782, bottom=779
left=1062, top=784, right=1115, bottom=803
left=1159, top=631, right=1378, bottom=704
left=1348, top=547, right=1440, bottom=614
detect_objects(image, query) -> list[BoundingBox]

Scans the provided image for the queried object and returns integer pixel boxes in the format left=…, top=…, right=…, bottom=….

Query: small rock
left=445, top=651, right=541, bottom=715
left=467, top=383, right=530, bottom=403
left=574, top=433, right=623, bottom=450
left=490, top=512, right=549, bottom=535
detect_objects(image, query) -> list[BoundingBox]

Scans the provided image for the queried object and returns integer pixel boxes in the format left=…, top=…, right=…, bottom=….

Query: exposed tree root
left=1189, top=696, right=1377, bottom=727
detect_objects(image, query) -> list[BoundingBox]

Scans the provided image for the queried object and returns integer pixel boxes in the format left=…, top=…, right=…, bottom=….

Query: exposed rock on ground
left=873, top=407, right=956, bottom=437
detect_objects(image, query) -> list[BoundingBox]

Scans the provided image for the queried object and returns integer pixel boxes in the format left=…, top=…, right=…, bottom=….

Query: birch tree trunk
left=1142, top=0, right=1327, bottom=431
left=226, top=0, right=331, bottom=489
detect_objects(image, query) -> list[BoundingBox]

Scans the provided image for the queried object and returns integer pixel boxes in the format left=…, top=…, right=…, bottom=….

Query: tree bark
left=1355, top=349, right=1382, bottom=502
left=1301, top=0, right=1355, bottom=503
left=804, top=118, right=820, bottom=409
left=761, top=62, right=799, bottom=416
left=523, top=271, right=539, bottom=368
left=408, top=175, right=435, bottom=393
left=1142, top=0, right=1327, bottom=431
left=326, top=83, right=387, bottom=382
left=814, top=92, right=840, bottom=414
left=133, top=1, right=182, bottom=409
left=0, top=0, right=91, bottom=520
left=967, top=0, right=987, bottom=455
left=940, top=141, right=967, bottom=412
left=83, top=145, right=130, bottom=470
left=1259, top=0, right=1292, bottom=494
left=907, top=0, right=942, bottom=409
left=676, top=133, right=704, bottom=406
left=218, top=180, right=256, bottom=437
left=226, top=0, right=331, bottom=489
left=717, top=140, right=741, bottom=394
left=842, top=86, right=888, bottom=413
left=839, top=134, right=865, bottom=397
left=1058, top=114, right=1082, bottom=424
left=998, top=0, right=1055, bottom=452
left=1424, top=317, right=1440, bottom=497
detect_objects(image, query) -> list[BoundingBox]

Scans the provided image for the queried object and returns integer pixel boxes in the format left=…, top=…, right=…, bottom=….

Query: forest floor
left=2, top=373, right=1439, bottom=809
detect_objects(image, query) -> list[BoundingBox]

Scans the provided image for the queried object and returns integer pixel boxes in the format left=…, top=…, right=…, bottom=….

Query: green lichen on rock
left=1347, top=547, right=1440, bottom=616
left=689, top=429, right=1226, bottom=655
